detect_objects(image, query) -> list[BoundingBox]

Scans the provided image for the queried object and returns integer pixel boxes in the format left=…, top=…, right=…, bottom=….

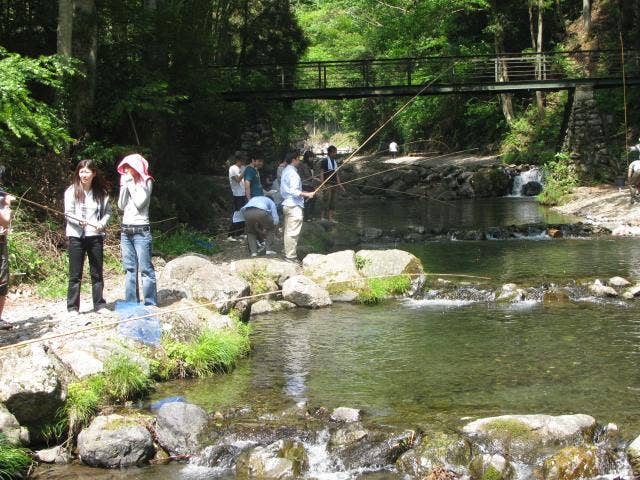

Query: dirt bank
left=554, top=185, right=640, bottom=230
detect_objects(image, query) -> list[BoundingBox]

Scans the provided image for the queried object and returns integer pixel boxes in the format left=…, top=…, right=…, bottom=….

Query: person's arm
left=97, top=196, right=112, bottom=231
left=123, top=178, right=152, bottom=211
left=269, top=201, right=279, bottom=225
left=64, top=187, right=83, bottom=227
left=0, top=196, right=13, bottom=228
left=244, top=168, right=253, bottom=200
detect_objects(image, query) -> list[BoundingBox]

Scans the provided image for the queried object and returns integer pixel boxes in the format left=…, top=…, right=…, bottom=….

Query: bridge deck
left=214, top=50, right=640, bottom=101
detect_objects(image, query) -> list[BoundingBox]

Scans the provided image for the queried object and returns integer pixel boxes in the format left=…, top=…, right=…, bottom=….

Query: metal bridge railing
left=211, top=50, right=640, bottom=93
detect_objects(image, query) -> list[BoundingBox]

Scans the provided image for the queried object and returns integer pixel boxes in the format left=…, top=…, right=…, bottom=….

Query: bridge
left=214, top=50, right=640, bottom=101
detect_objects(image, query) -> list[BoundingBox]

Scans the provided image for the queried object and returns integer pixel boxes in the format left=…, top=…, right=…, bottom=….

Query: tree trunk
left=57, top=0, right=73, bottom=57
left=582, top=0, right=591, bottom=36
left=71, top=0, right=98, bottom=137
left=492, top=12, right=514, bottom=124
left=535, top=0, right=544, bottom=116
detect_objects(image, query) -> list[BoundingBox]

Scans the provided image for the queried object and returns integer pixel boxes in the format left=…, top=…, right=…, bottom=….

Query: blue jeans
left=121, top=230, right=157, bottom=306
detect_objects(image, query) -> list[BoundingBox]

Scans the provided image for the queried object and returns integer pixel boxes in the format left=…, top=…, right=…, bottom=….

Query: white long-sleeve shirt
left=280, top=164, right=304, bottom=208
left=118, top=178, right=153, bottom=225
left=64, top=186, right=111, bottom=237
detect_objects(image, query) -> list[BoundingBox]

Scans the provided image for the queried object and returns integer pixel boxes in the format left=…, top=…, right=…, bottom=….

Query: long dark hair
left=73, top=159, right=109, bottom=206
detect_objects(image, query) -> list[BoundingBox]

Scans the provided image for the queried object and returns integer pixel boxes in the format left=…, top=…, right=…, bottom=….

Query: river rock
left=302, top=250, right=365, bottom=292
left=541, top=445, right=598, bottom=480
left=543, top=289, right=571, bottom=305
left=282, top=275, right=331, bottom=308
left=235, top=439, right=309, bottom=479
left=0, top=344, right=66, bottom=439
left=160, top=255, right=250, bottom=312
left=588, top=280, right=618, bottom=297
left=521, top=181, right=543, bottom=196
left=355, top=249, right=424, bottom=277
left=627, top=434, right=640, bottom=475
left=155, top=402, right=208, bottom=456
left=463, top=414, right=596, bottom=462
left=623, top=285, right=640, bottom=299
left=469, top=453, right=515, bottom=480
left=250, top=299, right=296, bottom=316
left=333, top=428, right=414, bottom=470
left=160, top=298, right=235, bottom=342
left=396, top=431, right=471, bottom=477
left=78, top=414, right=155, bottom=468
left=330, top=407, right=360, bottom=423
left=298, top=221, right=334, bottom=257
left=0, top=403, right=29, bottom=445
left=329, top=422, right=368, bottom=448
left=608, top=276, right=631, bottom=287
left=470, top=167, right=511, bottom=197
left=35, top=445, right=69, bottom=464
left=193, top=444, right=243, bottom=469
left=230, top=258, right=301, bottom=286
left=497, top=283, right=526, bottom=302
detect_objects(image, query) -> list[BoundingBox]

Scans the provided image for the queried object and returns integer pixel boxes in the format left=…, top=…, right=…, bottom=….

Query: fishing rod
left=0, top=271, right=491, bottom=352
left=620, top=31, right=629, bottom=166
left=314, top=60, right=462, bottom=194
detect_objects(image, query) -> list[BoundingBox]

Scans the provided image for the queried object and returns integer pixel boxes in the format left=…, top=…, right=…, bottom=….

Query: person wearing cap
left=117, top=153, right=157, bottom=306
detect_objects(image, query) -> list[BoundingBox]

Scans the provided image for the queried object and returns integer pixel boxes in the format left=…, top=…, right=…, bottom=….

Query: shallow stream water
left=41, top=198, right=640, bottom=479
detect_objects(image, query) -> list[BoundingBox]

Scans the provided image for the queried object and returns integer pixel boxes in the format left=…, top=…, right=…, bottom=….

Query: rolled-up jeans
left=121, top=228, right=157, bottom=306
left=283, top=205, right=304, bottom=259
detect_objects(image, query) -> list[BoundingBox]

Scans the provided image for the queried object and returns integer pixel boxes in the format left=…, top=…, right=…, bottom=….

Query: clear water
left=40, top=198, right=640, bottom=478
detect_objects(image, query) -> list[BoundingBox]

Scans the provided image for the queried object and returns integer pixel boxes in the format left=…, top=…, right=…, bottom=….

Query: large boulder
left=297, top=222, right=334, bottom=257
left=463, top=414, right=596, bottom=463
left=0, top=344, right=66, bottom=439
left=160, top=255, right=250, bottom=312
left=0, top=403, right=29, bottom=445
left=230, top=258, right=301, bottom=287
left=470, top=166, right=511, bottom=197
left=250, top=299, right=296, bottom=316
left=282, top=276, right=331, bottom=308
left=355, top=249, right=424, bottom=277
left=302, top=250, right=364, bottom=290
left=235, top=439, right=309, bottom=479
left=160, top=298, right=234, bottom=342
left=329, top=422, right=368, bottom=449
left=77, top=414, right=155, bottom=468
left=396, top=431, right=471, bottom=477
left=155, top=402, right=209, bottom=456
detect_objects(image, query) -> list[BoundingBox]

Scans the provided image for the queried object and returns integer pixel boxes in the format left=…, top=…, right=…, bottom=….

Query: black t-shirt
left=321, top=157, right=338, bottom=185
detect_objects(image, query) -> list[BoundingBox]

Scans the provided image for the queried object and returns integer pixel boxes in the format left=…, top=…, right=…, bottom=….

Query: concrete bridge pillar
left=562, top=85, right=611, bottom=177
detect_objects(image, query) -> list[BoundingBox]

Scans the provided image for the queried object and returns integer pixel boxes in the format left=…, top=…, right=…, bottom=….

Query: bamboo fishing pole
left=0, top=271, right=491, bottom=352
left=314, top=60, right=462, bottom=194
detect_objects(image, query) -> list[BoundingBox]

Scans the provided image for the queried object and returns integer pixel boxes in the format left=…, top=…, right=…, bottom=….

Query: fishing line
left=314, top=60, right=462, bottom=194
left=0, top=271, right=490, bottom=351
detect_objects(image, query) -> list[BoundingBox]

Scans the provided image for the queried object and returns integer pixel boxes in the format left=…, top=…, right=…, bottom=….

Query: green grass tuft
left=0, top=433, right=32, bottom=479
left=239, top=266, right=272, bottom=295
left=160, top=323, right=252, bottom=379
left=102, top=354, right=153, bottom=402
left=356, top=275, right=412, bottom=305
left=354, top=255, right=371, bottom=270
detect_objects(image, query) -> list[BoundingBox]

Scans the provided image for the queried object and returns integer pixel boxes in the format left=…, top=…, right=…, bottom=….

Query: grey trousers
left=244, top=208, right=275, bottom=255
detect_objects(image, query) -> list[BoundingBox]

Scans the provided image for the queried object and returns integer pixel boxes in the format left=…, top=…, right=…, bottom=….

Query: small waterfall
left=510, top=167, right=543, bottom=196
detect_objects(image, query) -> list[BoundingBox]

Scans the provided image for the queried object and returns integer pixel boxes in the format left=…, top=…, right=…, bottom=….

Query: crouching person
left=240, top=196, right=279, bottom=257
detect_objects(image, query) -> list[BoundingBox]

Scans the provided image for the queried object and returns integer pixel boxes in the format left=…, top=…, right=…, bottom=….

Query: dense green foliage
left=356, top=274, right=412, bottom=304
left=537, top=152, right=580, bottom=205
left=0, top=434, right=32, bottom=480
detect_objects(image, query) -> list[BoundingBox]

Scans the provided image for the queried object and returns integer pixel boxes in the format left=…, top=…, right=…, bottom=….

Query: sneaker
left=266, top=250, right=277, bottom=256
left=251, top=252, right=258, bottom=257
left=0, top=320, right=13, bottom=331
left=284, top=257, right=300, bottom=265
left=67, top=310, right=79, bottom=318
left=96, top=307, right=110, bottom=315
left=226, top=236, right=238, bottom=242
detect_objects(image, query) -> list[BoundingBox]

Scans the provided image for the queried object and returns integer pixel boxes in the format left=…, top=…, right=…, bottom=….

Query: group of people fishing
left=0, top=154, right=157, bottom=330
left=227, top=146, right=345, bottom=262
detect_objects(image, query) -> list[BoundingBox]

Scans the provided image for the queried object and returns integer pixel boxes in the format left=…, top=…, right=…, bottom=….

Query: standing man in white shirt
left=389, top=140, right=399, bottom=158
left=280, top=152, right=315, bottom=263
left=228, top=155, right=246, bottom=240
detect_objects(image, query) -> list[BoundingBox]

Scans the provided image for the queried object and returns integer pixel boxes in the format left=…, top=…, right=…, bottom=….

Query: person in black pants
left=64, top=159, right=112, bottom=316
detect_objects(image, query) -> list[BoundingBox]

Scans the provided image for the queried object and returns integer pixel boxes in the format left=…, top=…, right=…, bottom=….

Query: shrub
left=0, top=434, right=32, bottom=480
left=239, top=266, right=272, bottom=295
left=537, top=152, right=579, bottom=205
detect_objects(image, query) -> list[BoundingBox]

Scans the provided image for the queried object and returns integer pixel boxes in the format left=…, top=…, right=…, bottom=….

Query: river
left=38, top=197, right=640, bottom=479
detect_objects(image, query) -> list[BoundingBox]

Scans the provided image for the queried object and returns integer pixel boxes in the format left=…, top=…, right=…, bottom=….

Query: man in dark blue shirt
left=244, top=156, right=264, bottom=200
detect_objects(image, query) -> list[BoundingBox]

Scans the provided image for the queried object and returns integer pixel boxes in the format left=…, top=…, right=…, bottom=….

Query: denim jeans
left=67, top=236, right=106, bottom=312
left=121, top=230, right=157, bottom=306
